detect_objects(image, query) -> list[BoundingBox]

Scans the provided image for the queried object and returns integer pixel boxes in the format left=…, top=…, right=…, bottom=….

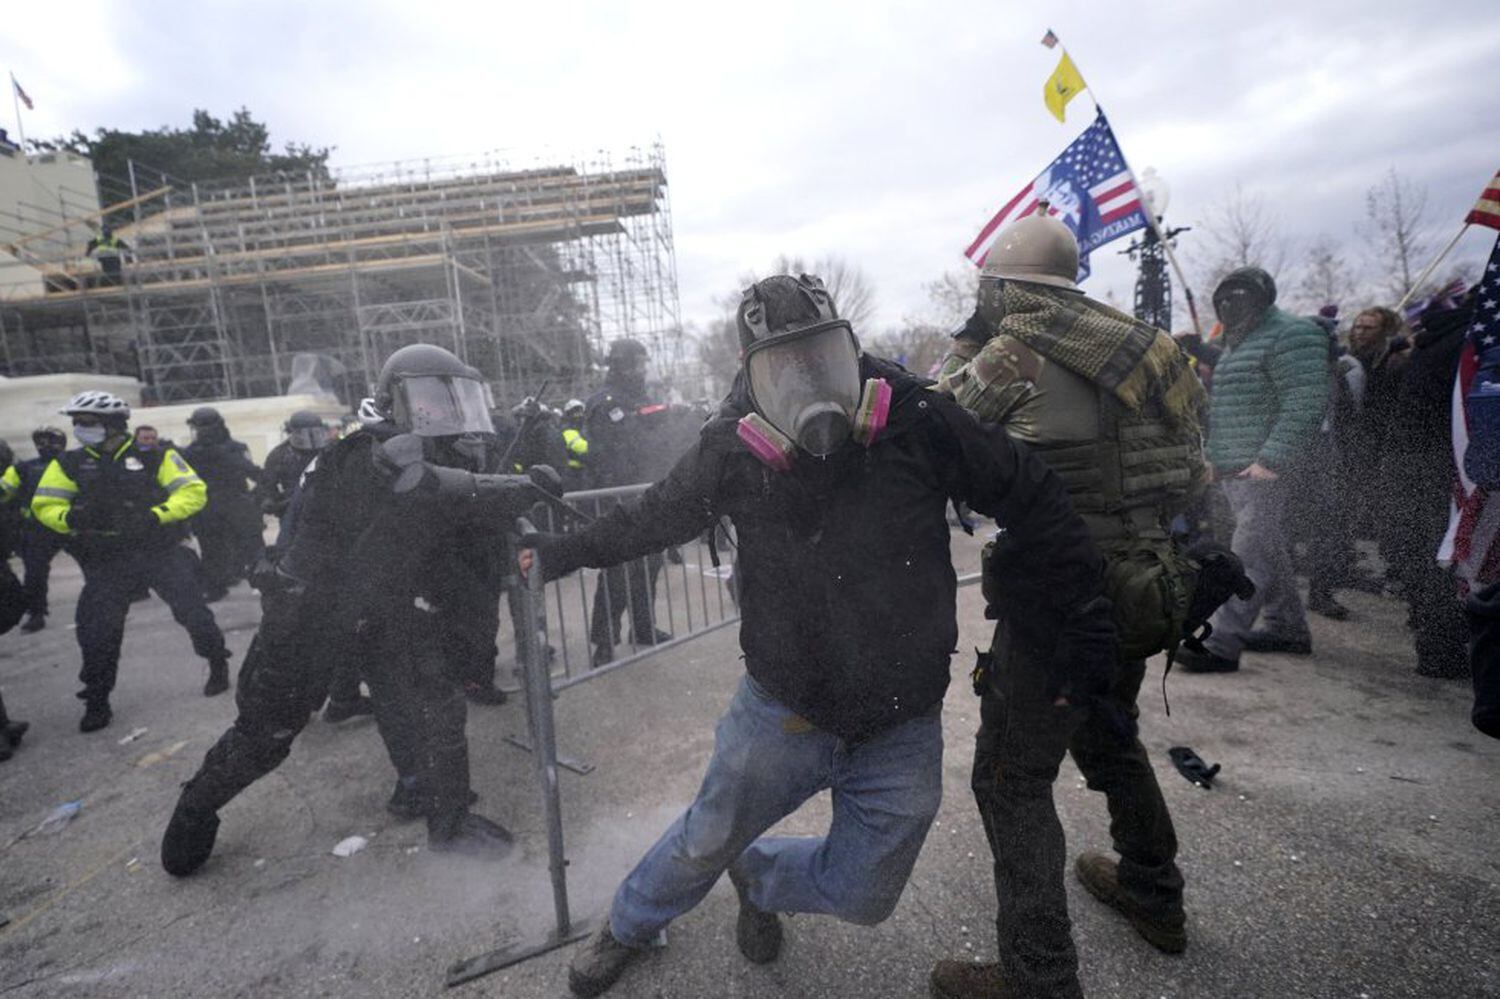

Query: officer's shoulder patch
left=169, top=452, right=190, bottom=473
left=608, top=407, right=626, bottom=423
left=124, top=456, right=145, bottom=472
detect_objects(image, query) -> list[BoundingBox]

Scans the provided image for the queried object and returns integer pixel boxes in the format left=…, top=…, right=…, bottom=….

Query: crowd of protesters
left=1173, top=272, right=1482, bottom=682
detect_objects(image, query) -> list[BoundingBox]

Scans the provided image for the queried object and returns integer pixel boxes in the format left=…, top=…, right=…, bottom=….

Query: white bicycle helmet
left=60, top=391, right=131, bottom=420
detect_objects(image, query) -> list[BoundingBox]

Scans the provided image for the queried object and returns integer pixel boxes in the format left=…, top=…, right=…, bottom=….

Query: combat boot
left=324, top=695, right=375, bottom=722
left=727, top=862, right=782, bottom=963
left=203, top=656, right=231, bottom=697
left=462, top=680, right=508, bottom=706
left=426, top=809, right=514, bottom=859
left=1074, top=852, right=1186, bottom=954
left=19, top=612, right=45, bottom=633
left=160, top=793, right=221, bottom=877
left=0, top=696, right=27, bottom=750
left=568, top=923, right=645, bottom=998
left=929, top=960, right=1011, bottom=998
left=79, top=699, right=112, bottom=733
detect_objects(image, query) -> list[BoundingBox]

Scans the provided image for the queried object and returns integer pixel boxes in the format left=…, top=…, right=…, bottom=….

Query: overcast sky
left=4, top=0, right=1498, bottom=335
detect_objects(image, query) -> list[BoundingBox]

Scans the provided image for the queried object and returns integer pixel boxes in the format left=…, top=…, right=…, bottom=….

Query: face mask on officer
left=73, top=421, right=107, bottom=446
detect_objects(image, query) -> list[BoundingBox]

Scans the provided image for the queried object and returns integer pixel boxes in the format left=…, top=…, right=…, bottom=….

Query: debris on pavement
left=136, top=740, right=190, bottom=768
left=117, top=727, right=150, bottom=745
left=332, top=835, right=370, bottom=858
left=24, top=800, right=82, bottom=838
left=1167, top=745, right=1221, bottom=788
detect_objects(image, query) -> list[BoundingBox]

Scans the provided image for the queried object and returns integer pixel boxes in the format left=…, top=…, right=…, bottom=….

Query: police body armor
left=59, top=445, right=189, bottom=560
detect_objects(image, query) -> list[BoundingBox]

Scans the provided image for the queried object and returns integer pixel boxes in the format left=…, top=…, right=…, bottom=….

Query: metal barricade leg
left=446, top=529, right=590, bottom=986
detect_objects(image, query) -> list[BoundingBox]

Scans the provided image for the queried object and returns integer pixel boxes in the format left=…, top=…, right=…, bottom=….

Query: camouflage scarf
left=997, top=281, right=1203, bottom=427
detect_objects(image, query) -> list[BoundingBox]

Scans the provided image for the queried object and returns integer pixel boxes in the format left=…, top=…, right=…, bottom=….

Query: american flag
left=11, top=75, right=32, bottom=111
left=964, top=110, right=1147, bottom=281
left=1439, top=234, right=1500, bottom=585
left=1041, top=29, right=1059, bottom=49
left=1469, top=169, right=1500, bottom=231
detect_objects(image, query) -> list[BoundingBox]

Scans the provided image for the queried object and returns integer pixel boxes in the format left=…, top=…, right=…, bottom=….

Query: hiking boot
left=1308, top=592, right=1350, bottom=621
left=161, top=798, right=220, bottom=877
left=203, top=656, right=231, bottom=697
left=1074, top=852, right=1186, bottom=954
left=324, top=695, right=375, bottom=722
left=19, top=612, right=45, bottom=633
left=463, top=680, right=509, bottom=706
left=1174, top=646, right=1239, bottom=673
left=727, top=862, right=782, bottom=964
left=568, top=923, right=645, bottom=998
left=929, top=960, right=1010, bottom=998
left=426, top=810, right=514, bottom=859
left=79, top=701, right=113, bottom=732
left=1241, top=631, right=1312, bottom=655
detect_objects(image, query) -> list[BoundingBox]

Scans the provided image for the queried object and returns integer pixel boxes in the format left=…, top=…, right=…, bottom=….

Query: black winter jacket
left=541, top=355, right=1106, bottom=742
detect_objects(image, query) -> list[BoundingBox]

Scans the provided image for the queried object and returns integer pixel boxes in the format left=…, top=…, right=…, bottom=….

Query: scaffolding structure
left=0, top=144, right=684, bottom=406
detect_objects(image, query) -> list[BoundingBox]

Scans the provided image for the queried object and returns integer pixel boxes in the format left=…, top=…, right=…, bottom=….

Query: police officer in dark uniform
left=32, top=392, right=233, bottom=731
left=0, top=427, right=70, bottom=632
left=255, top=411, right=329, bottom=520
left=585, top=338, right=672, bottom=666
left=182, top=408, right=265, bottom=601
left=160, top=344, right=520, bottom=876
left=0, top=558, right=32, bottom=762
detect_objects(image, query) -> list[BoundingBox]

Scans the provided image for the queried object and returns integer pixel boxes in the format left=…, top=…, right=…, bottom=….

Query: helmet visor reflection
left=393, top=376, right=496, bottom=437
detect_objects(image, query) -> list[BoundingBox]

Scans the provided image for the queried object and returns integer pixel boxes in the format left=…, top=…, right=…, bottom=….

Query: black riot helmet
left=736, top=273, right=862, bottom=457
left=32, top=425, right=67, bottom=459
left=374, top=343, right=494, bottom=439
left=283, top=410, right=329, bottom=452
left=186, top=406, right=228, bottom=444
left=605, top=338, right=649, bottom=396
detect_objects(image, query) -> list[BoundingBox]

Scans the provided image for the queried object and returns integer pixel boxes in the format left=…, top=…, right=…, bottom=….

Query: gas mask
left=1213, top=283, right=1272, bottom=346
left=737, top=303, right=891, bottom=468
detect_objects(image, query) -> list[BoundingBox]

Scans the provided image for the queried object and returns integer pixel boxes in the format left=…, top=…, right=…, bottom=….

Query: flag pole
left=1048, top=33, right=1203, bottom=334
left=9, top=73, right=24, bottom=149
left=1396, top=224, right=1470, bottom=311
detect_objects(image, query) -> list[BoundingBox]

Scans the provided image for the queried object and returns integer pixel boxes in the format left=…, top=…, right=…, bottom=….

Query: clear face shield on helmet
left=286, top=426, right=328, bottom=451
left=744, top=320, right=862, bottom=457
left=391, top=375, right=496, bottom=438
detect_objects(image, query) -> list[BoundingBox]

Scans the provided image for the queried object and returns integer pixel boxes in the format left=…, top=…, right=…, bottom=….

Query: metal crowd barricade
left=448, top=484, right=739, bottom=984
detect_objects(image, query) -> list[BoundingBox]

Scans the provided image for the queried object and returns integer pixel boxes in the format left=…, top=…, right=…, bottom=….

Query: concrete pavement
left=0, top=530, right=1497, bottom=998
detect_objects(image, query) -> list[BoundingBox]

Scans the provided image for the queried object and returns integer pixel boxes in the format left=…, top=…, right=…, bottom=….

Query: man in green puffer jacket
left=1177, top=267, right=1331, bottom=672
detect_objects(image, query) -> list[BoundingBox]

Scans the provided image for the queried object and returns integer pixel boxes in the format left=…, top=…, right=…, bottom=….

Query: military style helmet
left=373, top=343, right=494, bottom=438
left=186, top=406, right=224, bottom=428
left=981, top=212, right=1080, bottom=291
left=284, top=410, right=324, bottom=432
left=563, top=398, right=585, bottom=418
left=60, top=390, right=131, bottom=420
left=284, top=410, right=329, bottom=450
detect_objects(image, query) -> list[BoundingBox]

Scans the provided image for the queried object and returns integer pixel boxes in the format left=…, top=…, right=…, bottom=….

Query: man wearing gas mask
left=931, top=213, right=1210, bottom=999
left=255, top=410, right=330, bottom=519
left=160, top=344, right=521, bottom=877
left=523, top=274, right=1111, bottom=998
left=1175, top=267, right=1330, bottom=673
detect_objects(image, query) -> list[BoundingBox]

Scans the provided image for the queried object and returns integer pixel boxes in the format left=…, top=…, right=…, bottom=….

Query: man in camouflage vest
left=930, top=213, right=1209, bottom=999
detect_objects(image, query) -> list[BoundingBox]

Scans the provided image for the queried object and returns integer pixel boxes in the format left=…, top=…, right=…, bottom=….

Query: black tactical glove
left=1048, top=595, right=1119, bottom=707
left=1167, top=746, right=1221, bottom=788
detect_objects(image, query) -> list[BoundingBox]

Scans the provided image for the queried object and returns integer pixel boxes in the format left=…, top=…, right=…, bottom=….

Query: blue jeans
left=609, top=674, right=944, bottom=946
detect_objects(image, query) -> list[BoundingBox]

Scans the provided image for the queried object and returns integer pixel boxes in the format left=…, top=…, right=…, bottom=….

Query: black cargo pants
left=972, top=612, right=1184, bottom=998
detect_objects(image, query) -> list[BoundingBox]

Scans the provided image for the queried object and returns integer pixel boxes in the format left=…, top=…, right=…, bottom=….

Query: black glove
left=952, top=310, right=993, bottom=347
left=1167, top=746, right=1221, bottom=788
left=65, top=502, right=106, bottom=532
left=1048, top=595, right=1119, bottom=706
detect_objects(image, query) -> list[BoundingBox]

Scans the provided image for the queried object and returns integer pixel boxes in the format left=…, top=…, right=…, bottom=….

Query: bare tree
left=1359, top=167, right=1432, bottom=301
left=1196, top=184, right=1293, bottom=294
left=1289, top=234, right=1358, bottom=315
left=765, top=254, right=878, bottom=332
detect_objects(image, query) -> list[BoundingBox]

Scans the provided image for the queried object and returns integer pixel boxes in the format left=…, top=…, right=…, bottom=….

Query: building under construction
left=0, top=141, right=683, bottom=408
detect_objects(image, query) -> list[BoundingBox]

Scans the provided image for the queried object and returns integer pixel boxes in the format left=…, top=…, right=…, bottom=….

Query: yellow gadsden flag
left=1044, top=52, right=1086, bottom=122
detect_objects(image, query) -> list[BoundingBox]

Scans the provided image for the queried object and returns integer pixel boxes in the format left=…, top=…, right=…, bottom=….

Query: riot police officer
left=560, top=398, right=589, bottom=492
left=32, top=392, right=232, bottom=731
left=256, top=410, right=329, bottom=519
left=183, top=408, right=265, bottom=601
left=160, top=344, right=519, bottom=876
left=929, top=214, right=1208, bottom=999
left=0, top=427, right=70, bottom=632
left=585, top=338, right=671, bottom=666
